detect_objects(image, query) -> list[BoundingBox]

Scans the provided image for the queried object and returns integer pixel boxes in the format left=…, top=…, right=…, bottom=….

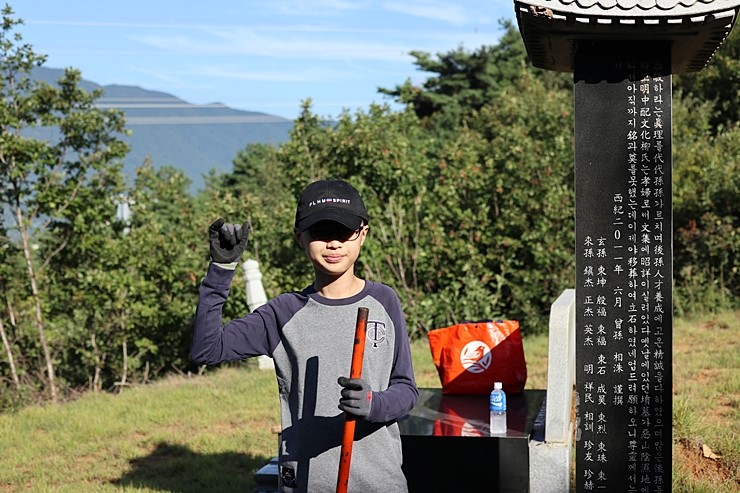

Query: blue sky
left=12, top=1, right=517, bottom=120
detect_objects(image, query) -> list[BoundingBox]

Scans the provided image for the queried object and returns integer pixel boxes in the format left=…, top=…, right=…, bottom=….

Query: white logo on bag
left=460, top=341, right=491, bottom=373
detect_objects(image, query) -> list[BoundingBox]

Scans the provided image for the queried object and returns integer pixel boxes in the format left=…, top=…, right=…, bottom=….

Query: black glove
left=338, top=376, right=373, bottom=418
left=208, top=218, right=251, bottom=264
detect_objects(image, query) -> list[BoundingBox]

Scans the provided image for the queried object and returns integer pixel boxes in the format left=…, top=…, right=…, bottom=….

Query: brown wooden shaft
left=336, top=306, right=369, bottom=493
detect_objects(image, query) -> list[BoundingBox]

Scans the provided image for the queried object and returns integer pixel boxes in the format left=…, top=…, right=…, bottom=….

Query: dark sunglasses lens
left=309, top=223, right=358, bottom=241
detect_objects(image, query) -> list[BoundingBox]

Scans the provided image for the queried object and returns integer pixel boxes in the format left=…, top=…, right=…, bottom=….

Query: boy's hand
left=337, top=376, right=373, bottom=418
left=209, top=218, right=251, bottom=264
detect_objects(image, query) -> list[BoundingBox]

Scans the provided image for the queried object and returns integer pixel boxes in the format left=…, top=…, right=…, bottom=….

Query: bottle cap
left=494, top=382, right=502, bottom=390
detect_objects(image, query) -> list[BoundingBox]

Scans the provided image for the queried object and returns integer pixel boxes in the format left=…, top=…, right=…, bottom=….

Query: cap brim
left=296, top=208, right=365, bottom=232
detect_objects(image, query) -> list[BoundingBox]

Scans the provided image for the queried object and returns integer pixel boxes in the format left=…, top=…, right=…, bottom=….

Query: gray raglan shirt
left=191, top=264, right=418, bottom=492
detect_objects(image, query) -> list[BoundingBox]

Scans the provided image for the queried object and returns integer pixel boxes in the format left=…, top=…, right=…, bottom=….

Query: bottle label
left=490, top=391, right=507, bottom=412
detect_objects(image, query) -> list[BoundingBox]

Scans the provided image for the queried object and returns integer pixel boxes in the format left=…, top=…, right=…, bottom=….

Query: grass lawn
left=0, top=310, right=737, bottom=492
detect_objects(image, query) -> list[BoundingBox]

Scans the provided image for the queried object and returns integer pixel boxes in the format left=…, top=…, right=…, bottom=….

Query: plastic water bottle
left=489, top=382, right=507, bottom=435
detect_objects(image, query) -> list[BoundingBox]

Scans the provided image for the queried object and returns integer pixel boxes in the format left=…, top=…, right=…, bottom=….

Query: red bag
left=427, top=320, right=527, bottom=395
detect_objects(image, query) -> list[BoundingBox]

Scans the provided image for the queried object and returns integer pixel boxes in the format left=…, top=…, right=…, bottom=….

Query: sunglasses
left=307, top=222, right=365, bottom=242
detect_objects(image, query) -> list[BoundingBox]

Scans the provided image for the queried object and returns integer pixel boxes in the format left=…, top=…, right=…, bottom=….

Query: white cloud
left=381, top=1, right=471, bottom=25
left=132, top=29, right=414, bottom=63
left=379, top=0, right=507, bottom=26
left=194, top=64, right=355, bottom=83
left=262, top=0, right=371, bottom=17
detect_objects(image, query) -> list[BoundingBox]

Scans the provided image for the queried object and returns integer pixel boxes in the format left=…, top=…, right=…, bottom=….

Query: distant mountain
left=32, top=67, right=293, bottom=191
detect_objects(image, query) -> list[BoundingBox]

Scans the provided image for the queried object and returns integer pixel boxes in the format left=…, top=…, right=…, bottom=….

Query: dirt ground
left=675, top=438, right=738, bottom=488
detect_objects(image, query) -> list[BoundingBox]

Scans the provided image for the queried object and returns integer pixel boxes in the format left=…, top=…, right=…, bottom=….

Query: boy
left=190, top=179, right=418, bottom=492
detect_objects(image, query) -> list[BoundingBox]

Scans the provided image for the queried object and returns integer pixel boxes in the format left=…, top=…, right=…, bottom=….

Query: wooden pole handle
left=336, top=307, right=369, bottom=493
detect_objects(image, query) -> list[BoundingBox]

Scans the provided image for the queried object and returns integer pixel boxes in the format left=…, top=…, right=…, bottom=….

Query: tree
left=379, top=20, right=570, bottom=132
left=123, top=163, right=205, bottom=377
left=672, top=95, right=739, bottom=313
left=0, top=224, right=20, bottom=391
left=417, top=70, right=575, bottom=331
left=0, top=6, right=128, bottom=401
left=674, top=25, right=740, bottom=132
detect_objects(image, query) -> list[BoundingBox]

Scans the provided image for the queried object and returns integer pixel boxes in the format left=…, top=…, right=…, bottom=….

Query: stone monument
left=243, top=258, right=275, bottom=370
left=514, top=1, right=739, bottom=491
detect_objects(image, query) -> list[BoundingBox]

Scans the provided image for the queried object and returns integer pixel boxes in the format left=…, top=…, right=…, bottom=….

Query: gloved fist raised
left=337, top=376, right=373, bottom=418
left=209, top=218, right=251, bottom=264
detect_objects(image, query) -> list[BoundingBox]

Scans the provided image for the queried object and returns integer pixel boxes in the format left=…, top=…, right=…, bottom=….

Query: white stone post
left=243, top=259, right=274, bottom=370
left=529, top=288, right=576, bottom=493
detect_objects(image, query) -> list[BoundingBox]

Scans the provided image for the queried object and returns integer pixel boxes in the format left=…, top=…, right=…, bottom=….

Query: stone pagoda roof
left=514, top=0, right=740, bottom=73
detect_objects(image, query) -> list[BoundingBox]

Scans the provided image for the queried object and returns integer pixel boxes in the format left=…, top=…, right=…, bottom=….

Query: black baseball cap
left=294, top=179, right=369, bottom=232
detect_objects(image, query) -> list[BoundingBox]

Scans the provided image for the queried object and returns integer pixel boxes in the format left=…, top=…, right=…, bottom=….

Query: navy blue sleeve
left=190, top=263, right=285, bottom=365
left=367, top=284, right=419, bottom=423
